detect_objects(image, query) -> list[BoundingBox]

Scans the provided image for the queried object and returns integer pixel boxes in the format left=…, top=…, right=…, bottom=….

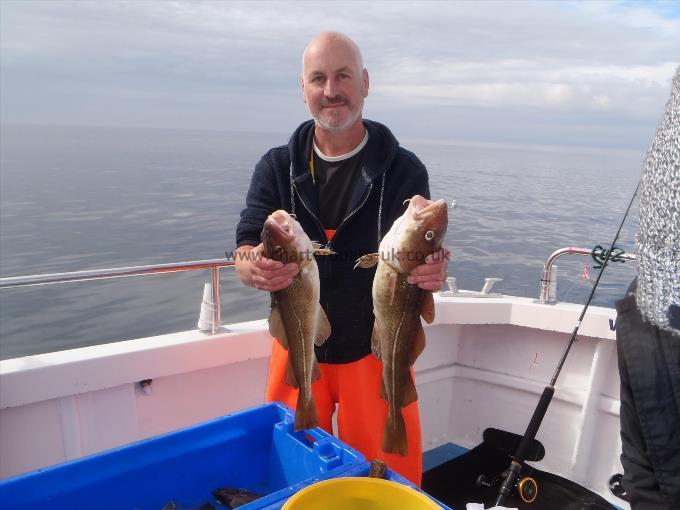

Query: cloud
left=375, top=61, right=677, bottom=114
left=1, top=0, right=678, bottom=148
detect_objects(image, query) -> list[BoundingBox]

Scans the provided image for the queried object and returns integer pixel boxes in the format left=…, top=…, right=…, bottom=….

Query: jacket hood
left=287, top=119, right=400, bottom=185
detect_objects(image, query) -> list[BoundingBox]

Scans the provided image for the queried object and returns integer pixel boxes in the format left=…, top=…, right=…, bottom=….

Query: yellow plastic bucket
left=282, top=477, right=441, bottom=510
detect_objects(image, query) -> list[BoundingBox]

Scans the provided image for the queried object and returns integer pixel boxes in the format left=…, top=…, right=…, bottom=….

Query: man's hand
left=407, top=248, right=450, bottom=291
left=235, top=244, right=299, bottom=292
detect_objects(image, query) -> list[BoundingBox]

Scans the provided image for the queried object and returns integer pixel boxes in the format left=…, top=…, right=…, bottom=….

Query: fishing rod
left=494, top=180, right=641, bottom=507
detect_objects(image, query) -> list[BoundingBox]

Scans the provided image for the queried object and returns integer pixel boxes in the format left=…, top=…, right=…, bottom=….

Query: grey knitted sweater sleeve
left=635, top=66, right=680, bottom=332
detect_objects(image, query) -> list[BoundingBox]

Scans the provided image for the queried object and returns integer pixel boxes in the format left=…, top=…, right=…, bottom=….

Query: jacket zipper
left=292, top=166, right=376, bottom=249
left=329, top=180, right=373, bottom=250
left=292, top=184, right=328, bottom=245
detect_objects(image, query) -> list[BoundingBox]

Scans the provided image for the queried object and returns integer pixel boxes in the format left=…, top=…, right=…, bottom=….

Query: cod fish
left=355, top=195, right=448, bottom=455
left=213, top=487, right=261, bottom=508
left=262, top=210, right=332, bottom=431
left=161, top=502, right=215, bottom=510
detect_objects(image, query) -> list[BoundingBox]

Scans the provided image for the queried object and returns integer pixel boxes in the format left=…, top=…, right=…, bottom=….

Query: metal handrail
left=0, top=259, right=235, bottom=334
left=539, top=247, right=636, bottom=304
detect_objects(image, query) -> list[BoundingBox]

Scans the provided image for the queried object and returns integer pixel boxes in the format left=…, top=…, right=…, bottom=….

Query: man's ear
left=301, top=76, right=307, bottom=104
left=362, top=69, right=369, bottom=98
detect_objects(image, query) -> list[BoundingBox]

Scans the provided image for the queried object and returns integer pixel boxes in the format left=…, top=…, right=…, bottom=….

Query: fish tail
left=294, top=391, right=319, bottom=431
left=382, top=407, right=408, bottom=456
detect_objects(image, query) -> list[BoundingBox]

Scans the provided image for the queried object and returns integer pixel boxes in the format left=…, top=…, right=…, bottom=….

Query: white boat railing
left=0, top=245, right=637, bottom=332
left=0, top=259, right=235, bottom=334
left=539, top=247, right=636, bottom=304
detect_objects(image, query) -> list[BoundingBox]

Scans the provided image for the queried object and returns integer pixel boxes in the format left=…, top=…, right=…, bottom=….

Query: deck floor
left=421, top=442, right=623, bottom=510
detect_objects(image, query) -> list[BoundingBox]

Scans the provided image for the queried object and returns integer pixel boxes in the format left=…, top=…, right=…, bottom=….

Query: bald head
left=301, top=31, right=369, bottom=135
left=302, top=32, right=364, bottom=76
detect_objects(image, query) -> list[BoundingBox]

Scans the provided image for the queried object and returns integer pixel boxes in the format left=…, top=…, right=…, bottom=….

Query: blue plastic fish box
left=0, top=403, right=364, bottom=510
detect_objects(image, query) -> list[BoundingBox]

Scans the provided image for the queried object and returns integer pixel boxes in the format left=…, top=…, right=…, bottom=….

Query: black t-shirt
left=312, top=142, right=366, bottom=230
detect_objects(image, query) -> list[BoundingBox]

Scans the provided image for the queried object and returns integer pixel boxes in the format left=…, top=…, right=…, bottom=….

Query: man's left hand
left=407, top=248, right=451, bottom=291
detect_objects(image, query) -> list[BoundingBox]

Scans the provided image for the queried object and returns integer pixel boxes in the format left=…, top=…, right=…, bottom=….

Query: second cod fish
left=213, top=487, right=261, bottom=508
left=262, top=210, right=332, bottom=431
left=355, top=195, right=448, bottom=455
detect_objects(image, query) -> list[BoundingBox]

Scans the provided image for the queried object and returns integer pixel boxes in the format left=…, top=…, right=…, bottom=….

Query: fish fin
left=354, top=253, right=380, bottom=269
left=409, top=321, right=427, bottom=366
left=401, top=370, right=419, bottom=407
left=388, top=272, right=399, bottom=305
left=269, top=304, right=289, bottom=350
left=314, top=305, right=331, bottom=346
left=300, top=266, right=315, bottom=287
left=284, top=358, right=299, bottom=389
left=419, top=291, right=435, bottom=324
left=371, top=320, right=383, bottom=361
left=294, top=391, right=319, bottom=431
left=382, top=408, right=408, bottom=456
left=368, top=459, right=388, bottom=479
left=312, top=359, right=321, bottom=382
left=379, top=378, right=388, bottom=401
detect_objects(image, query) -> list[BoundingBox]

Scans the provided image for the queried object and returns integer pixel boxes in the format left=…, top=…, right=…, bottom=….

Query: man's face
left=302, top=38, right=369, bottom=133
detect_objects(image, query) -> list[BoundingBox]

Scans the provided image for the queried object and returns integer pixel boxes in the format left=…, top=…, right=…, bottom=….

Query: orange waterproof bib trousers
left=265, top=340, right=423, bottom=485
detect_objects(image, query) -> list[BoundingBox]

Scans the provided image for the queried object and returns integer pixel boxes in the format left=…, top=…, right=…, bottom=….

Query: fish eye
left=425, top=230, right=434, bottom=241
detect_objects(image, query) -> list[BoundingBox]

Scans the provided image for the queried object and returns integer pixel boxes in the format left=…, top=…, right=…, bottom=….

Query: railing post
left=210, top=267, right=221, bottom=334
left=539, top=264, right=558, bottom=304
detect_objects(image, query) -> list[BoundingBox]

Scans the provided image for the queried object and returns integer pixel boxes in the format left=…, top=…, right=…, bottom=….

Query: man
left=616, top=66, right=679, bottom=510
left=234, top=32, right=448, bottom=485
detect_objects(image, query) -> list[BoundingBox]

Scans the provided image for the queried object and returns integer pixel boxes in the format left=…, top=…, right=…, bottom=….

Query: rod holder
left=481, top=278, right=502, bottom=294
left=198, top=270, right=222, bottom=334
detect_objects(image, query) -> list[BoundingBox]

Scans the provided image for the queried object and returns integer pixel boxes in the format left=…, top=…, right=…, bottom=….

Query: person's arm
left=407, top=247, right=450, bottom=291
left=234, top=150, right=298, bottom=292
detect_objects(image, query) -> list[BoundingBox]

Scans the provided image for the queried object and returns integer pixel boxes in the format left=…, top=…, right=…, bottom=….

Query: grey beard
left=308, top=104, right=363, bottom=132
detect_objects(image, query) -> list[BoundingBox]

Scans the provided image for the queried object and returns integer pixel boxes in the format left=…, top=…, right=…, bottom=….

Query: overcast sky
left=1, top=0, right=678, bottom=149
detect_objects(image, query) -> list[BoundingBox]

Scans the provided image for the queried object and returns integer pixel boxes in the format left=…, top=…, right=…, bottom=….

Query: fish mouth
left=263, top=211, right=295, bottom=246
left=411, top=196, right=447, bottom=221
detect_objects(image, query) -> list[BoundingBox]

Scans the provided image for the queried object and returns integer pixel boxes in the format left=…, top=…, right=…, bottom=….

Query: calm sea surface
left=0, top=124, right=643, bottom=360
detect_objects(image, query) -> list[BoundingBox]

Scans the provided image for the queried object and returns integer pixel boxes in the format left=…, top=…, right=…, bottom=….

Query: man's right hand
left=235, top=244, right=299, bottom=292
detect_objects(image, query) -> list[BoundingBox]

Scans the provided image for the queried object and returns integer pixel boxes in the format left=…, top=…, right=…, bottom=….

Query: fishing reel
left=518, top=476, right=538, bottom=503
left=476, top=472, right=538, bottom=504
left=474, top=428, right=543, bottom=504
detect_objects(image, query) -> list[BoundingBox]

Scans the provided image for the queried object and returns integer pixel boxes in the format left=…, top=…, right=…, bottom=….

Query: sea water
left=0, top=124, right=641, bottom=359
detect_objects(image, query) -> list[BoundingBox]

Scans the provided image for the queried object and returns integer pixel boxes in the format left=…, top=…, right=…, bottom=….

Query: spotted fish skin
left=357, top=195, right=448, bottom=455
left=262, top=210, right=331, bottom=431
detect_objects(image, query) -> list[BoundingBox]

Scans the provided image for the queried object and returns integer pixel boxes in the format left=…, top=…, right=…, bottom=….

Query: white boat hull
left=0, top=294, right=626, bottom=508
